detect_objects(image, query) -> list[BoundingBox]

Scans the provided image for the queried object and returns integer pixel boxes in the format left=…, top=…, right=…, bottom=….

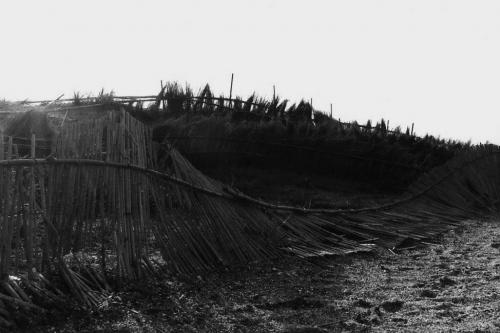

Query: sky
left=1, top=0, right=499, bottom=144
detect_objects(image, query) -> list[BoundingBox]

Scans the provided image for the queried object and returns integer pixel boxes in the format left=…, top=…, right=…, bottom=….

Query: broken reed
left=0, top=145, right=499, bottom=276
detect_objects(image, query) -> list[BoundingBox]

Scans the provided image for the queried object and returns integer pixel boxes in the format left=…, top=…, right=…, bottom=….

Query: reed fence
left=17, top=93, right=412, bottom=136
left=0, top=106, right=497, bottom=328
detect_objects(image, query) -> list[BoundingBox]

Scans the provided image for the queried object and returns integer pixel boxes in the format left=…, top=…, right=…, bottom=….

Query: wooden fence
left=0, top=107, right=498, bottom=327
left=15, top=93, right=415, bottom=136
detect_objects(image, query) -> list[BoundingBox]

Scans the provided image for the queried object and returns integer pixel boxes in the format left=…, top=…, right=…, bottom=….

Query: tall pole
left=273, top=85, right=276, bottom=102
left=0, top=130, right=3, bottom=161
left=229, top=73, right=234, bottom=108
left=160, top=80, right=166, bottom=111
left=310, top=98, right=313, bottom=121
left=330, top=103, right=333, bottom=118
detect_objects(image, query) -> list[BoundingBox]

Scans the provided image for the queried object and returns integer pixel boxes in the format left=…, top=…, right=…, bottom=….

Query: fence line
left=14, top=94, right=415, bottom=137
left=2, top=147, right=497, bottom=215
left=0, top=107, right=497, bottom=326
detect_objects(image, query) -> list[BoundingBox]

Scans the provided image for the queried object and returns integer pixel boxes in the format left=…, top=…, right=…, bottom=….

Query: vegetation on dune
left=115, top=82, right=471, bottom=191
left=152, top=113, right=471, bottom=190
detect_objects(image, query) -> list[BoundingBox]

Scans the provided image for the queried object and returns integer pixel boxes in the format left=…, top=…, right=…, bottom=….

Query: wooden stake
left=60, top=109, right=69, bottom=128
left=26, top=133, right=36, bottom=278
left=160, top=80, right=166, bottom=111
left=31, top=134, right=36, bottom=159
left=229, top=73, right=234, bottom=108
left=310, top=98, right=313, bottom=121
left=7, top=137, right=12, bottom=160
left=0, top=131, right=3, bottom=160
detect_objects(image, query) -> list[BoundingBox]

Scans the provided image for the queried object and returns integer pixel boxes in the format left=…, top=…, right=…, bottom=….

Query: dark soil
left=19, top=218, right=500, bottom=332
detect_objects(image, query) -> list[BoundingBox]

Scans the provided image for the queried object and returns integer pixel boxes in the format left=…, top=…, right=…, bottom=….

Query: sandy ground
left=24, top=217, right=500, bottom=333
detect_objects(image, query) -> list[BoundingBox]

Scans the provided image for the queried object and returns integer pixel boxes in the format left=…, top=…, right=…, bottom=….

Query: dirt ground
left=20, top=217, right=500, bottom=333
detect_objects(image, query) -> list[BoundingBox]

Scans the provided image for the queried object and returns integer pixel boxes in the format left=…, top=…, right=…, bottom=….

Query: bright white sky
left=1, top=0, right=499, bottom=144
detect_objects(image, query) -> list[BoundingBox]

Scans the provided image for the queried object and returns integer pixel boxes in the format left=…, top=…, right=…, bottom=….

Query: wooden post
left=411, top=123, right=415, bottom=136
left=0, top=131, right=6, bottom=279
left=31, top=133, right=36, bottom=159
left=330, top=103, right=333, bottom=118
left=273, top=85, right=276, bottom=102
left=26, top=133, right=36, bottom=279
left=310, top=98, right=313, bottom=121
left=7, top=137, right=12, bottom=160
left=0, top=131, right=4, bottom=161
left=60, top=109, right=69, bottom=128
left=160, top=80, right=166, bottom=111
left=229, top=73, right=234, bottom=108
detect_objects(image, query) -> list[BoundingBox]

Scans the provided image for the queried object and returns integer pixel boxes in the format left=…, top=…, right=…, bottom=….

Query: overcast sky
left=1, top=0, right=499, bottom=143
